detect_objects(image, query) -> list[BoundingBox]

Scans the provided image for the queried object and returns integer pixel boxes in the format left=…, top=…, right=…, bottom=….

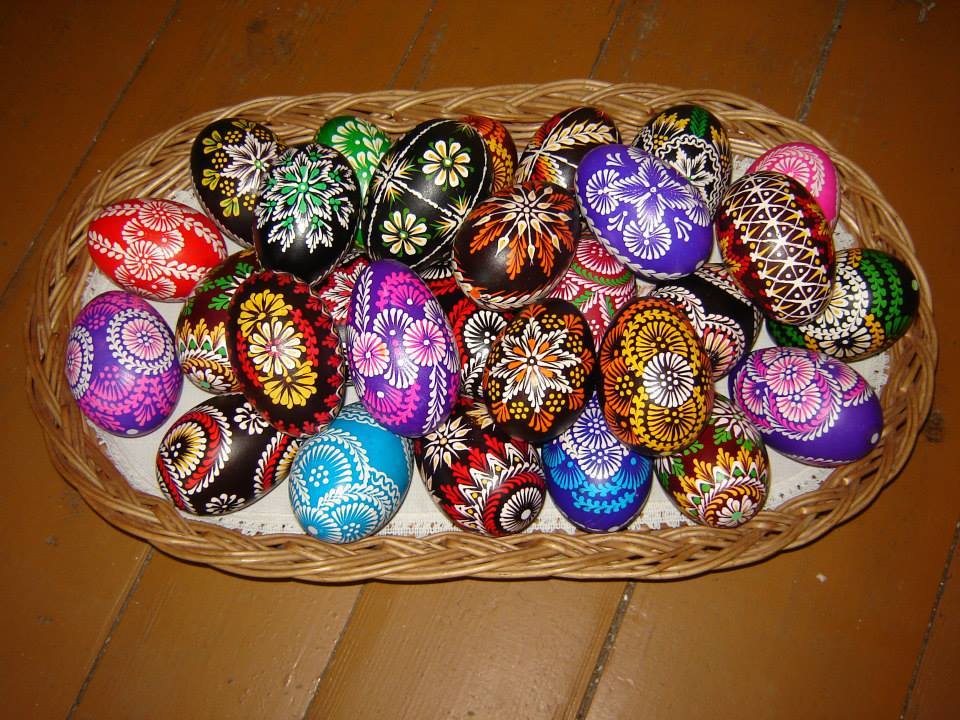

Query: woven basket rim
left=25, top=79, right=937, bottom=582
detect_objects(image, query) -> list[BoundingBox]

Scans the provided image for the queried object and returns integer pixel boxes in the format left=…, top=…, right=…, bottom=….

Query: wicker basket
left=25, top=80, right=936, bottom=582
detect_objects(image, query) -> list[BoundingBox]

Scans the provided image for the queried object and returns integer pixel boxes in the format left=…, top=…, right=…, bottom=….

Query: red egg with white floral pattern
left=227, top=270, right=346, bottom=438
left=86, top=198, right=227, bottom=301
left=414, top=397, right=546, bottom=536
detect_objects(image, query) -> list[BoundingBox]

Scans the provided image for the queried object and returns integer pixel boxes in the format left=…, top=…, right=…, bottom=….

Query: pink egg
left=748, top=142, right=840, bottom=227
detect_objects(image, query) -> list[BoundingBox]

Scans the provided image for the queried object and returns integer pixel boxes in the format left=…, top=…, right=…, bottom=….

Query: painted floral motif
left=316, top=115, right=391, bottom=196
left=107, top=308, right=176, bottom=376
left=315, top=255, right=370, bottom=328
left=380, top=208, right=429, bottom=257
left=228, top=271, right=345, bottom=437
left=716, top=171, right=835, bottom=325
left=463, top=115, right=517, bottom=192
left=347, top=260, right=459, bottom=437
left=420, top=139, right=472, bottom=188
left=484, top=299, right=596, bottom=441
left=65, top=325, right=94, bottom=398
left=415, top=398, right=546, bottom=536
left=599, top=298, right=712, bottom=455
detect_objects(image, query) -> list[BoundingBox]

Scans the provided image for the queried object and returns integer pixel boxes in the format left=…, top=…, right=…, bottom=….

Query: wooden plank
left=905, top=532, right=960, bottom=719
left=71, top=553, right=360, bottom=720
left=588, top=1, right=960, bottom=717
left=0, top=0, right=176, bottom=294
left=593, top=0, right=839, bottom=119
left=306, top=581, right=622, bottom=720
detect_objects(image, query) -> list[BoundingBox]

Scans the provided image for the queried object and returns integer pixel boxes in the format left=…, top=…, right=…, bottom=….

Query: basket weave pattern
left=26, top=80, right=936, bottom=581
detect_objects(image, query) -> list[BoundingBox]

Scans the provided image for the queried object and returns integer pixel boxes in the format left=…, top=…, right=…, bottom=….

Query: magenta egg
left=66, top=291, right=182, bottom=436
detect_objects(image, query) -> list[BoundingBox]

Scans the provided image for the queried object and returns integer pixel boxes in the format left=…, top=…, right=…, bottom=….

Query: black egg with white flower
left=253, top=144, right=361, bottom=285
left=155, top=393, right=299, bottom=516
left=363, top=119, right=492, bottom=270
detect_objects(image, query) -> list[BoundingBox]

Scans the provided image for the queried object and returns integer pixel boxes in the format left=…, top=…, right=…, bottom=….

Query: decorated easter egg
left=542, top=395, right=652, bottom=532
left=633, top=104, right=732, bottom=214
left=452, top=180, right=579, bottom=310
left=766, top=248, right=920, bottom=361
left=288, top=403, right=412, bottom=543
left=155, top=393, right=299, bottom=515
left=748, top=142, right=840, bottom=227
left=346, top=260, right=459, bottom=437
left=191, top=118, right=283, bottom=247
left=716, top=171, right=835, bottom=325
left=424, top=264, right=514, bottom=400
left=363, top=119, right=491, bottom=270
left=463, top=115, right=517, bottom=192
left=415, top=397, right=546, bottom=536
left=483, top=298, right=596, bottom=442
left=253, top=144, right=360, bottom=285
left=315, top=115, right=391, bottom=197
left=598, top=297, right=714, bottom=455
left=86, top=198, right=227, bottom=301
left=66, top=291, right=182, bottom=436
left=176, top=249, right=259, bottom=394
left=652, top=263, right=762, bottom=380
left=516, top=106, right=620, bottom=191
left=227, top=270, right=345, bottom=438
left=653, top=395, right=769, bottom=528
left=729, top=347, right=883, bottom=466
left=549, top=230, right=638, bottom=347
left=315, top=253, right=370, bottom=330
left=576, top=144, right=713, bottom=281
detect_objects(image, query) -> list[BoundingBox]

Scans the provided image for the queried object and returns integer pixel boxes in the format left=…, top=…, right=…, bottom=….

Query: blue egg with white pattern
left=542, top=395, right=653, bottom=532
left=288, top=402, right=412, bottom=543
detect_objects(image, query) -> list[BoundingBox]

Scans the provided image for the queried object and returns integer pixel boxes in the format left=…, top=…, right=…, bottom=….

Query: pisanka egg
left=190, top=117, right=284, bottom=247
left=66, top=290, right=182, bottom=436
left=288, top=402, right=412, bottom=544
left=598, top=297, right=714, bottom=455
left=516, top=106, right=620, bottom=191
left=748, top=142, right=840, bottom=227
left=766, top=248, right=920, bottom=361
left=652, top=263, right=762, bottom=380
left=542, top=394, right=652, bottom=532
left=549, top=230, right=638, bottom=348
left=716, top=171, right=835, bottom=325
left=314, top=115, right=391, bottom=198
left=576, top=144, right=713, bottom=281
left=633, top=104, right=732, bottom=215
left=423, top=264, right=514, bottom=400
left=729, top=347, right=883, bottom=466
left=463, top=115, right=517, bottom=192
left=254, top=144, right=361, bottom=285
left=155, top=393, right=299, bottom=516
left=363, top=119, right=491, bottom=270
left=415, top=397, right=546, bottom=536
left=227, top=270, right=346, bottom=438
left=453, top=180, right=579, bottom=310
left=176, top=249, right=259, bottom=393
left=86, top=198, right=227, bottom=301
left=483, top=298, right=596, bottom=442
left=653, top=395, right=769, bottom=528
left=346, top=259, right=460, bottom=437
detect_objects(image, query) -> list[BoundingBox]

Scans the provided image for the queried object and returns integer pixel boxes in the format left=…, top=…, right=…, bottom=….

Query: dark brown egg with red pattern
left=483, top=298, right=596, bottom=442
left=414, top=397, right=546, bottom=536
left=453, top=180, right=579, bottom=310
left=463, top=115, right=517, bottom=192
left=156, top=393, right=299, bottom=516
left=516, top=106, right=620, bottom=191
left=424, top=264, right=514, bottom=399
left=227, top=270, right=345, bottom=437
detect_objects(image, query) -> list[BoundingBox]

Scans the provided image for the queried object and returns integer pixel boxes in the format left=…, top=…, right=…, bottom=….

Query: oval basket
left=25, top=80, right=936, bottom=582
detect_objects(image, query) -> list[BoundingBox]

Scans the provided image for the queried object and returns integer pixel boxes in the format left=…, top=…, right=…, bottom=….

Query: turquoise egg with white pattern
left=288, top=402, right=412, bottom=543
left=541, top=395, right=653, bottom=532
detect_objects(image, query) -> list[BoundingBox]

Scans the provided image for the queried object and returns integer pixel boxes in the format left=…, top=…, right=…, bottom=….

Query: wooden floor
left=3, top=0, right=957, bottom=717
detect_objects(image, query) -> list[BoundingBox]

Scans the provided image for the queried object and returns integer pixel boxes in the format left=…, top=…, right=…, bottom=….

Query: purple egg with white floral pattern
left=346, top=259, right=460, bottom=437
left=66, top=290, right=182, bottom=436
left=728, top=347, right=883, bottom=467
left=576, top=144, right=713, bottom=281
left=542, top=395, right=652, bottom=533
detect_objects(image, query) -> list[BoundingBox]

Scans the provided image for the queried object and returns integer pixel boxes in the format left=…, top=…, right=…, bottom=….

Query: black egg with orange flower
left=226, top=270, right=345, bottom=438
left=453, top=180, right=579, bottom=311
left=483, top=298, right=596, bottom=442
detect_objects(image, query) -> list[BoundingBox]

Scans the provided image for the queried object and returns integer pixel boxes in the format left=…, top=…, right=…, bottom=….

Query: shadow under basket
left=25, top=80, right=937, bottom=582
